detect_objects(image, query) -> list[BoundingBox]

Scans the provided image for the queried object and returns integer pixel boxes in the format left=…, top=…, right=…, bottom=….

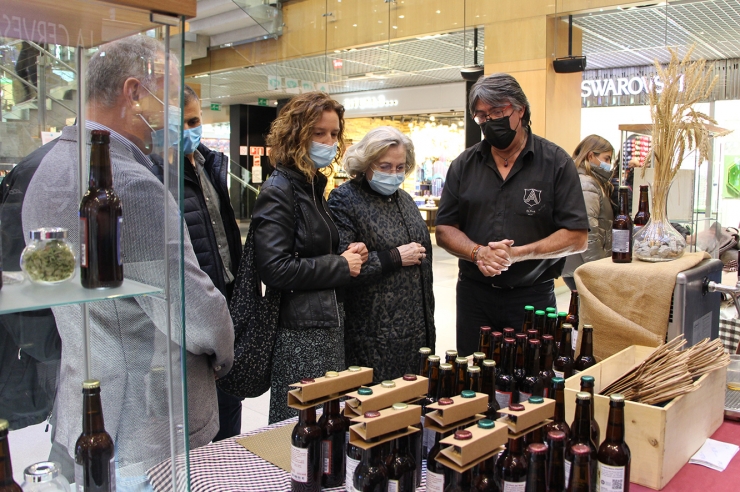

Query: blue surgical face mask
left=137, top=86, right=182, bottom=151
left=367, top=169, right=405, bottom=195
left=183, top=125, right=202, bottom=155
left=593, top=160, right=612, bottom=173
left=309, top=141, right=338, bottom=168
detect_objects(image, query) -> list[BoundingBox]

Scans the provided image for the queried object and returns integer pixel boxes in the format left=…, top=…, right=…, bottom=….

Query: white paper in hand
left=689, top=438, right=740, bottom=472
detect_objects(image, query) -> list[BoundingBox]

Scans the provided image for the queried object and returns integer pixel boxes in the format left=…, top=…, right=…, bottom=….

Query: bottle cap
left=348, top=366, right=362, bottom=372
left=439, top=398, right=454, bottom=406
left=528, top=443, right=548, bottom=455
left=516, top=333, right=527, bottom=340
left=546, top=307, right=557, bottom=313
left=503, top=337, right=515, bottom=343
left=610, top=393, right=626, bottom=403
left=547, top=313, right=558, bottom=318
left=381, top=380, right=396, bottom=388
left=492, top=331, right=503, bottom=337
left=473, top=352, right=486, bottom=359
left=325, top=371, right=339, bottom=378
left=558, top=313, right=568, bottom=318
left=358, top=387, right=373, bottom=396
left=509, top=403, right=525, bottom=411
left=580, top=375, right=595, bottom=384
left=483, top=359, right=496, bottom=367
left=23, top=462, right=61, bottom=483
left=439, top=363, right=453, bottom=371
left=445, top=349, right=458, bottom=357
left=402, top=374, right=417, bottom=381
left=535, top=310, right=545, bottom=315
left=583, top=324, right=593, bottom=330
left=461, top=390, right=476, bottom=398
left=528, top=339, right=541, bottom=347
left=419, top=347, right=432, bottom=355
left=542, top=335, right=554, bottom=341
left=547, top=430, right=566, bottom=441
left=456, top=356, right=469, bottom=364
left=0, top=419, right=7, bottom=431
left=551, top=377, right=565, bottom=385
left=300, top=378, right=315, bottom=384
left=364, top=411, right=381, bottom=418
left=82, top=379, right=100, bottom=389
left=454, top=430, right=473, bottom=440
left=576, top=391, right=591, bottom=401
left=480, top=326, right=491, bottom=332
left=29, top=227, right=68, bottom=240
left=428, top=355, right=441, bottom=362
left=528, top=396, right=544, bottom=404
left=571, top=443, right=592, bottom=456
left=562, top=324, right=573, bottom=331
left=477, top=419, right=495, bottom=429
left=467, top=366, right=480, bottom=373
left=524, top=305, right=535, bottom=311
left=392, top=402, right=408, bottom=410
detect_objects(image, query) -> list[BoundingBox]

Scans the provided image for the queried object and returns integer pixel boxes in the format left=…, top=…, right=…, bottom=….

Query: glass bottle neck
left=558, top=331, right=572, bottom=356
left=542, top=342, right=554, bottom=368
left=502, top=344, right=515, bottom=374
left=89, top=141, right=113, bottom=189
left=507, top=436, right=523, bottom=455
left=82, top=388, right=107, bottom=434
left=323, top=399, right=340, bottom=416
left=526, top=345, right=541, bottom=375
left=568, top=293, right=579, bottom=317
left=638, top=189, right=650, bottom=212
left=574, top=401, right=592, bottom=441
left=618, top=189, right=630, bottom=215
left=299, top=406, right=317, bottom=425
left=554, top=388, right=566, bottom=422
left=605, top=404, right=625, bottom=442
left=0, top=431, right=15, bottom=485
left=578, top=329, right=593, bottom=357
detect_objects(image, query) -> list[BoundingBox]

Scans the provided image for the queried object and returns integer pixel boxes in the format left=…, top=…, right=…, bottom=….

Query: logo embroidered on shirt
left=523, top=188, right=542, bottom=207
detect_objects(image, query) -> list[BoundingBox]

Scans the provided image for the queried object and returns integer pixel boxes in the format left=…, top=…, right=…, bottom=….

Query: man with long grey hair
left=16, top=35, right=233, bottom=489
left=435, top=73, right=588, bottom=359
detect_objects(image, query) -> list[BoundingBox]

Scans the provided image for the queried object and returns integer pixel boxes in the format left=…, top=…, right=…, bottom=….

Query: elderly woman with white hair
left=327, top=126, right=435, bottom=382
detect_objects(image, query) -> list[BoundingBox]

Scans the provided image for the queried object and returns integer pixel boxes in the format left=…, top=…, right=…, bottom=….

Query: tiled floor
left=9, top=231, right=573, bottom=481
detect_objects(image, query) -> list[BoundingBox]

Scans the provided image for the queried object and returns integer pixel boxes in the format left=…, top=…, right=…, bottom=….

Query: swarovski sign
left=343, top=95, right=399, bottom=110
left=581, top=75, right=684, bottom=98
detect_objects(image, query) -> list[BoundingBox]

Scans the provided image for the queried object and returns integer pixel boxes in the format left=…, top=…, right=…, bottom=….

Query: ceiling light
left=436, top=10, right=441, bottom=14
left=399, top=15, right=405, bottom=19
left=430, top=115, right=435, bottom=121
left=392, top=26, right=398, bottom=29
left=353, top=24, right=357, bottom=27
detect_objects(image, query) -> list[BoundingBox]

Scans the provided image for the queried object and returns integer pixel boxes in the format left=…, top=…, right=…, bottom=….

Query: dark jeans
left=213, top=386, right=243, bottom=441
left=456, top=274, right=557, bottom=357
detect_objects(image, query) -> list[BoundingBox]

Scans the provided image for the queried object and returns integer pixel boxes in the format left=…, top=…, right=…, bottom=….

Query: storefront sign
left=210, top=103, right=221, bottom=111
left=580, top=75, right=684, bottom=98
left=342, top=95, right=399, bottom=110
left=249, top=146, right=264, bottom=156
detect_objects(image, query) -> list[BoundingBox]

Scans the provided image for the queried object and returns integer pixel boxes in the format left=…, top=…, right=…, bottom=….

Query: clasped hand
left=341, top=242, right=368, bottom=277
left=476, top=240, right=514, bottom=277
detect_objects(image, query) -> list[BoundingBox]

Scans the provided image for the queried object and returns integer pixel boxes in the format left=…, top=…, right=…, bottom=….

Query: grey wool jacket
left=21, top=125, right=234, bottom=476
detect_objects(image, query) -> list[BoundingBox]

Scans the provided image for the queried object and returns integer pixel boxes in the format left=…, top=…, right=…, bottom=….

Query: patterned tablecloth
left=147, top=415, right=428, bottom=492
left=720, top=318, right=740, bottom=354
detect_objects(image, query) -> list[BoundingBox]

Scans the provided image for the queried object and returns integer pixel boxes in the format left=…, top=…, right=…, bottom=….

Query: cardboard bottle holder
left=344, top=375, right=427, bottom=417
left=348, top=404, right=422, bottom=443
left=435, top=446, right=505, bottom=474
left=496, top=398, right=555, bottom=433
left=438, top=419, right=509, bottom=467
left=287, top=366, right=373, bottom=410
left=423, top=392, right=489, bottom=427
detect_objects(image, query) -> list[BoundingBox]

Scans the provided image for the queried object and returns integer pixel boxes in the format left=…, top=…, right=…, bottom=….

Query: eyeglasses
left=473, top=104, right=512, bottom=124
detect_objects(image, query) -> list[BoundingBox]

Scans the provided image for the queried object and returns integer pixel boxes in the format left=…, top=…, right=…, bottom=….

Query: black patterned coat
left=328, top=178, right=435, bottom=382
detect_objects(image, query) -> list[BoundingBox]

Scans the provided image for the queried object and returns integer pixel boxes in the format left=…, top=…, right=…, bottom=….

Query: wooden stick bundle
left=601, top=336, right=730, bottom=405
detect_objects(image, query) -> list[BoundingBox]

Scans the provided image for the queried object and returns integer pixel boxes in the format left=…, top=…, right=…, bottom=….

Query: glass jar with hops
left=21, top=228, right=76, bottom=285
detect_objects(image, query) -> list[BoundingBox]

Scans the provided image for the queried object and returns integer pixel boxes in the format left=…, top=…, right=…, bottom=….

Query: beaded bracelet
left=471, top=244, right=482, bottom=262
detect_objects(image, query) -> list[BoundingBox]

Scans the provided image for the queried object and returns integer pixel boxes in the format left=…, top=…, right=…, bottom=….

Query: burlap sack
left=573, top=252, right=710, bottom=360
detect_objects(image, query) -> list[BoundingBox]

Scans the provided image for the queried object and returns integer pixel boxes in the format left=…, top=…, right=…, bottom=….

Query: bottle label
left=345, top=455, right=360, bottom=492
left=388, top=479, right=399, bottom=492
left=572, top=329, right=579, bottom=353
left=290, top=444, right=309, bottom=483
left=117, top=216, right=123, bottom=266
left=110, top=457, right=116, bottom=492
left=426, top=470, right=445, bottom=492
left=321, top=439, right=331, bottom=474
left=495, top=390, right=513, bottom=409
left=503, top=480, right=526, bottom=491
left=612, top=229, right=631, bottom=253
left=598, top=462, right=626, bottom=492
left=564, top=459, right=572, bottom=489
left=80, top=217, right=88, bottom=267
left=518, top=391, right=532, bottom=403
left=553, top=369, right=564, bottom=379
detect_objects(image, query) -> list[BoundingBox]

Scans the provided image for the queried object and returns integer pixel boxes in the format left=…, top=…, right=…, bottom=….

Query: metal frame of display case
left=0, top=0, right=196, bottom=489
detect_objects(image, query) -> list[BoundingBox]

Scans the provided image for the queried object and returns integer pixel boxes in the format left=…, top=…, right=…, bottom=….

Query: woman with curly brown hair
left=249, top=92, right=366, bottom=423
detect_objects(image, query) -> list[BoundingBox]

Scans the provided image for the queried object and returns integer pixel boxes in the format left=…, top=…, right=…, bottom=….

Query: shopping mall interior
left=3, top=0, right=740, bottom=489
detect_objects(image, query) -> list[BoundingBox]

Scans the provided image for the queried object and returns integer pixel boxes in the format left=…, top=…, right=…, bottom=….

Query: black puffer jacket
left=328, top=179, right=435, bottom=381
left=153, top=144, right=241, bottom=301
left=252, top=166, right=351, bottom=329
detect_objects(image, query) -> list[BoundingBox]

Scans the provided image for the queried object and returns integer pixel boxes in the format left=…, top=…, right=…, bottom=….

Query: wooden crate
left=564, top=345, right=727, bottom=490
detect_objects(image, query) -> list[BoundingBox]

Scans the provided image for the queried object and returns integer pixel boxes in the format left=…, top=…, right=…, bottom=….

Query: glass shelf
left=0, top=269, right=162, bottom=314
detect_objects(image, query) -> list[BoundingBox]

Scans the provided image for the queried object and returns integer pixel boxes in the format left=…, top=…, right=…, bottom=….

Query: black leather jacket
left=252, top=165, right=350, bottom=329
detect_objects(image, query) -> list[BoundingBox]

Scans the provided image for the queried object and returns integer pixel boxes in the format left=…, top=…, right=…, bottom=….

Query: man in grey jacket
left=20, top=35, right=234, bottom=489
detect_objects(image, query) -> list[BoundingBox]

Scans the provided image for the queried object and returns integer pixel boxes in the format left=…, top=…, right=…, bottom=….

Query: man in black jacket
left=179, top=85, right=244, bottom=440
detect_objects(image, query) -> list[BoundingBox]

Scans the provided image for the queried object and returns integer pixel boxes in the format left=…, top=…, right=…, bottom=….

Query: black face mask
left=480, top=114, right=520, bottom=150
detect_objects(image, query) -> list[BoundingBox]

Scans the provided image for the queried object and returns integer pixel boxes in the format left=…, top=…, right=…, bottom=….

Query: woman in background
left=328, top=126, right=435, bottom=382
left=562, top=134, right=615, bottom=291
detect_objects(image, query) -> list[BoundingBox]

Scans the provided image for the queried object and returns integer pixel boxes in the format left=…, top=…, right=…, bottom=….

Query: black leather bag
left=216, top=222, right=282, bottom=398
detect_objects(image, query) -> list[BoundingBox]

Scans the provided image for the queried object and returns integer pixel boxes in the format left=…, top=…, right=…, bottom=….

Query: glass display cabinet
left=0, top=1, right=221, bottom=490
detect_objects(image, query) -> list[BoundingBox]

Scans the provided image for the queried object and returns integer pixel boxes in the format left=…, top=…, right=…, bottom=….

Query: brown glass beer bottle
left=519, top=339, right=543, bottom=401
left=474, top=352, right=487, bottom=370
left=495, top=338, right=518, bottom=409
left=597, top=394, right=631, bottom=492
left=75, top=380, right=115, bottom=492
left=567, top=444, right=593, bottom=492
left=291, top=405, right=322, bottom=492
left=566, top=291, right=579, bottom=357
left=546, top=430, right=567, bottom=492
left=385, top=434, right=416, bottom=492
left=445, top=350, right=458, bottom=374
left=495, top=434, right=528, bottom=491
left=539, top=335, right=556, bottom=398
left=479, top=326, right=492, bottom=359
left=418, top=347, right=432, bottom=377
left=514, top=333, right=528, bottom=390
left=421, top=354, right=441, bottom=459
left=481, top=360, right=500, bottom=420
left=467, top=365, right=482, bottom=393
left=553, top=325, right=574, bottom=380
left=579, top=376, right=600, bottom=447
left=471, top=453, right=496, bottom=492
left=354, top=443, right=388, bottom=492
left=522, top=305, right=535, bottom=333
left=573, top=326, right=596, bottom=374
left=318, top=398, right=346, bottom=488
left=456, top=356, right=470, bottom=394
left=492, top=332, right=503, bottom=368
left=0, top=419, right=22, bottom=492
left=566, top=393, right=598, bottom=489
left=544, top=378, right=571, bottom=441
left=80, top=130, right=123, bottom=289
left=633, top=185, right=650, bottom=235
left=526, top=443, right=548, bottom=492
left=426, top=430, right=453, bottom=492
left=612, top=187, right=633, bottom=264
left=534, top=310, right=546, bottom=338
left=545, top=313, right=558, bottom=338
left=437, top=363, right=455, bottom=401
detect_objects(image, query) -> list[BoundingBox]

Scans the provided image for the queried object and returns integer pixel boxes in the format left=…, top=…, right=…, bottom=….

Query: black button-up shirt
left=436, top=130, right=588, bottom=287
